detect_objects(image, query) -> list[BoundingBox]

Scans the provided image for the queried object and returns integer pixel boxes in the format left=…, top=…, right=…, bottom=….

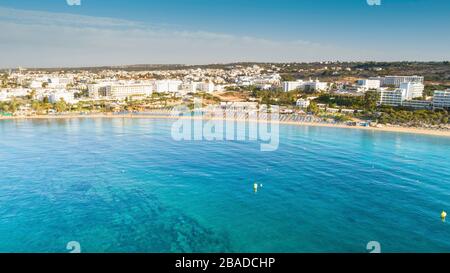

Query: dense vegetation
left=377, top=108, right=449, bottom=126
left=251, top=89, right=300, bottom=106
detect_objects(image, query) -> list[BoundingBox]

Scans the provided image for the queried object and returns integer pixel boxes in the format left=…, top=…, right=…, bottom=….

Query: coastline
left=2, top=113, right=450, bottom=138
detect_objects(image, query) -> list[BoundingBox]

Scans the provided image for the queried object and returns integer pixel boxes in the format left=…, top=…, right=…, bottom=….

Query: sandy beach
left=2, top=113, right=450, bottom=138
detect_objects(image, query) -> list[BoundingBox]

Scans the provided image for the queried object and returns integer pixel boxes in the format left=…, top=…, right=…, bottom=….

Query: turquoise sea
left=0, top=118, right=450, bottom=253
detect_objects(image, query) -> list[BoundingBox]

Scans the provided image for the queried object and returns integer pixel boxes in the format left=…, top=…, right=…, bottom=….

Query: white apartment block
left=283, top=79, right=328, bottom=92
left=370, top=76, right=424, bottom=87
left=182, top=82, right=215, bottom=93
left=402, top=100, right=433, bottom=110
left=303, top=79, right=329, bottom=92
left=378, top=88, right=406, bottom=106
left=433, top=90, right=450, bottom=109
left=48, top=77, right=73, bottom=89
left=153, top=80, right=182, bottom=93
left=356, top=79, right=381, bottom=92
left=49, top=90, right=76, bottom=104
left=1, top=88, right=30, bottom=98
left=88, top=82, right=112, bottom=99
left=105, top=84, right=153, bottom=100
left=400, top=82, right=424, bottom=100
left=283, top=81, right=304, bottom=92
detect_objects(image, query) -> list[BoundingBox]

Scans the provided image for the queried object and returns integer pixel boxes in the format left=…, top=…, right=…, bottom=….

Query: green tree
left=364, top=91, right=380, bottom=111
left=9, top=99, right=20, bottom=113
left=55, top=99, right=67, bottom=113
left=307, top=101, right=320, bottom=114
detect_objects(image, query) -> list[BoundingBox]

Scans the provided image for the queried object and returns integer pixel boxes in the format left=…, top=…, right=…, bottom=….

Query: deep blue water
left=0, top=118, right=450, bottom=253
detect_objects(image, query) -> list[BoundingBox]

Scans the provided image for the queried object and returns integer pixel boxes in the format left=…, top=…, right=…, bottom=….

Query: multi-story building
left=88, top=82, right=112, bottom=99
left=400, top=82, right=424, bottom=100
left=402, top=100, right=433, bottom=110
left=356, top=79, right=381, bottom=92
left=153, top=80, right=182, bottom=93
left=370, top=76, right=424, bottom=87
left=378, top=88, right=406, bottom=106
left=182, top=82, right=215, bottom=94
left=283, top=81, right=304, bottom=92
left=283, top=79, right=328, bottom=92
left=303, top=79, right=329, bottom=92
left=105, top=84, right=153, bottom=100
left=433, top=90, right=450, bottom=109
left=49, top=90, right=76, bottom=104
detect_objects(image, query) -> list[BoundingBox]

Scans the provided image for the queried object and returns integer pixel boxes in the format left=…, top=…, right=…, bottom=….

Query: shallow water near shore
left=1, top=118, right=450, bottom=253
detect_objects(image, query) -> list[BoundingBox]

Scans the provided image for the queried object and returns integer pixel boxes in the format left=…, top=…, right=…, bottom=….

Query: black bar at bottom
left=0, top=253, right=446, bottom=272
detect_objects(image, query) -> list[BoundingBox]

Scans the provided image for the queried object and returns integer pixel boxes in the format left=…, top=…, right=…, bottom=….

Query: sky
left=0, top=0, right=449, bottom=68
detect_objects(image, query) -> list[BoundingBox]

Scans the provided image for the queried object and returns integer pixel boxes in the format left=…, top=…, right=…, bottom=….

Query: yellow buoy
left=253, top=183, right=258, bottom=193
left=441, top=211, right=447, bottom=222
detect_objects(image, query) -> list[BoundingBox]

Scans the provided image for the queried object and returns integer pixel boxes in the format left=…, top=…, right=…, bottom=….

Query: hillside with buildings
left=1, top=62, right=449, bottom=129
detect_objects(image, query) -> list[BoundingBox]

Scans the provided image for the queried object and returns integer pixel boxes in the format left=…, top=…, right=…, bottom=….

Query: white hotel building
left=283, top=79, right=328, bottom=92
left=49, top=90, right=77, bottom=104
left=370, top=76, right=424, bottom=87
left=183, top=82, right=215, bottom=93
left=400, top=82, right=424, bottom=100
left=153, top=80, right=183, bottom=93
left=356, top=79, right=381, bottom=92
left=433, top=90, right=450, bottom=109
left=378, top=88, right=406, bottom=106
left=283, top=81, right=304, bottom=92
left=105, top=84, right=153, bottom=100
left=88, top=82, right=152, bottom=100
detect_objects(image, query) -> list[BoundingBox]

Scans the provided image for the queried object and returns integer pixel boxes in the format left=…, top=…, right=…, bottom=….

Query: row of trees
left=313, top=91, right=380, bottom=111
left=378, top=108, right=449, bottom=126
left=251, top=89, right=301, bottom=106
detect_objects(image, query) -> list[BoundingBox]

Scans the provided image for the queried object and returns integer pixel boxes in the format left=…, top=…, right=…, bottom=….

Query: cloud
left=0, top=7, right=380, bottom=68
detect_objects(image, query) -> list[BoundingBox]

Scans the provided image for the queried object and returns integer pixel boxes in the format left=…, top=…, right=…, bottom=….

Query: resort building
left=182, top=82, right=216, bottom=94
left=303, top=79, right=329, bottom=92
left=283, top=79, right=328, bottom=92
left=153, top=80, right=182, bottom=93
left=88, top=82, right=112, bottom=99
left=49, top=90, right=76, bottom=104
left=378, top=88, right=407, bottom=106
left=104, top=83, right=153, bottom=100
left=370, top=76, right=424, bottom=87
left=356, top=79, right=381, bottom=92
left=402, top=100, right=433, bottom=110
left=283, top=81, right=304, bottom=92
left=433, top=90, right=450, bottom=109
left=400, top=82, right=424, bottom=100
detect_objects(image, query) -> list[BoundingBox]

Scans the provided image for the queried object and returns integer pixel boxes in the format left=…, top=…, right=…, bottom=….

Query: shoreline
left=2, top=113, right=450, bottom=138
